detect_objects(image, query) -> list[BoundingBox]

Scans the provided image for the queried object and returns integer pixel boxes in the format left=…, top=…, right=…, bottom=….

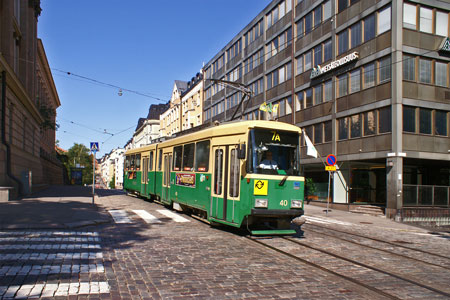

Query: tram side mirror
left=238, top=143, right=246, bottom=159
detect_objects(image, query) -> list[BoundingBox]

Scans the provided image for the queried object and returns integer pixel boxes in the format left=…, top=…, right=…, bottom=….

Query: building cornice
left=37, top=39, right=61, bottom=107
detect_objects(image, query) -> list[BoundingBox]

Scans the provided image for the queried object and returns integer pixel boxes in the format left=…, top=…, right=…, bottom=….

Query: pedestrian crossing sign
left=90, top=142, right=99, bottom=152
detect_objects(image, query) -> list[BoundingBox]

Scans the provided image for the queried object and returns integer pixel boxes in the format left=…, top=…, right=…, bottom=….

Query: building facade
left=0, top=0, right=62, bottom=198
left=160, top=80, right=187, bottom=137
left=132, top=118, right=160, bottom=148
left=181, top=73, right=203, bottom=131
left=202, top=0, right=450, bottom=218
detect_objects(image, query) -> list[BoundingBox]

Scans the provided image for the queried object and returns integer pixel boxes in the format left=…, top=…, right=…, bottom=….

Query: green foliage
left=109, top=176, right=116, bottom=189
left=305, top=178, right=317, bottom=196
left=67, top=143, right=93, bottom=185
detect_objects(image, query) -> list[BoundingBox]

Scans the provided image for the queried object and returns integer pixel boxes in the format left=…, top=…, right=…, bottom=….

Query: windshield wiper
left=279, top=175, right=288, bottom=186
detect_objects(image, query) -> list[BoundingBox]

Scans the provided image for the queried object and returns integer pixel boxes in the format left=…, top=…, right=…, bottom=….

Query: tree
left=67, top=143, right=93, bottom=185
left=109, top=176, right=115, bottom=189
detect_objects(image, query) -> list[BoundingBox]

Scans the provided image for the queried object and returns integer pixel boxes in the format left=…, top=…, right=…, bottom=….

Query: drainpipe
left=1, top=71, right=22, bottom=197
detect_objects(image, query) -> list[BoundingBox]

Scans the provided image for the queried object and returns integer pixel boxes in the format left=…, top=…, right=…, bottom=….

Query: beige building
left=0, top=1, right=62, bottom=198
left=160, top=80, right=187, bottom=137
left=181, top=73, right=203, bottom=131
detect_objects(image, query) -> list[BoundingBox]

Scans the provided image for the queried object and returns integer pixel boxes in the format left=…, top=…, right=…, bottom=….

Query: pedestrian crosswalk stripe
left=132, top=210, right=162, bottom=224
left=108, top=210, right=132, bottom=223
left=0, top=281, right=110, bottom=298
left=0, top=263, right=104, bottom=276
left=0, top=236, right=100, bottom=242
left=0, top=231, right=98, bottom=236
left=0, top=252, right=102, bottom=261
left=304, top=216, right=354, bottom=226
left=0, top=244, right=101, bottom=250
left=157, top=209, right=190, bottom=223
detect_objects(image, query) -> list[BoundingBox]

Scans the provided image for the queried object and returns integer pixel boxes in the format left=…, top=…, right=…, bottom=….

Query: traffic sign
left=325, top=166, right=336, bottom=171
left=90, top=142, right=99, bottom=152
left=326, top=154, right=337, bottom=166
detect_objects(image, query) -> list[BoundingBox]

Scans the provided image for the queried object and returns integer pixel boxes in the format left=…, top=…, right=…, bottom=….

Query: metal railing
left=403, top=184, right=450, bottom=207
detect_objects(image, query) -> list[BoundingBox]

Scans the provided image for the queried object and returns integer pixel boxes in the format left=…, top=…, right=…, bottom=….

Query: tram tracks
left=303, top=223, right=450, bottom=270
left=245, top=235, right=450, bottom=299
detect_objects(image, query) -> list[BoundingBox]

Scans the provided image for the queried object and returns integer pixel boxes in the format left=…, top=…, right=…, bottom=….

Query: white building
left=100, top=148, right=125, bottom=189
left=132, top=119, right=160, bottom=148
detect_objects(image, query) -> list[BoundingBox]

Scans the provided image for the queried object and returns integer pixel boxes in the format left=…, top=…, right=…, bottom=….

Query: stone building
left=0, top=1, right=62, bottom=198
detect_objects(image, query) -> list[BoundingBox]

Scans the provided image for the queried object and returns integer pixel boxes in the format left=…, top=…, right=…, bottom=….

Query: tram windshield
left=249, top=128, right=300, bottom=175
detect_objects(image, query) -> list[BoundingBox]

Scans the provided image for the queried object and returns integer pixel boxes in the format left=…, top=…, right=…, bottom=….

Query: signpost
left=325, top=154, right=337, bottom=216
left=90, top=142, right=99, bottom=204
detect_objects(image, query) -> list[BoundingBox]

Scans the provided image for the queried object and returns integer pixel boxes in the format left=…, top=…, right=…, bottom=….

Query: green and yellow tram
left=124, top=120, right=305, bottom=235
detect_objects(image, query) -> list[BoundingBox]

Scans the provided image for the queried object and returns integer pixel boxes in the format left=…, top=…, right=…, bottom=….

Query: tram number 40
left=279, top=200, right=288, bottom=207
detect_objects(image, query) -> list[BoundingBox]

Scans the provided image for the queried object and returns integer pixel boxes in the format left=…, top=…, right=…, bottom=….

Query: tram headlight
left=255, top=198, right=268, bottom=208
left=291, top=200, right=302, bottom=208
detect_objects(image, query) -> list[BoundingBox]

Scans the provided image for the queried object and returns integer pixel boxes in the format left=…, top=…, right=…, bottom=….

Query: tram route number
left=279, top=200, right=288, bottom=207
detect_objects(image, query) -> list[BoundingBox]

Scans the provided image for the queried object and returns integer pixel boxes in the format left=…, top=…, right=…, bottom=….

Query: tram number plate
left=280, top=200, right=288, bottom=207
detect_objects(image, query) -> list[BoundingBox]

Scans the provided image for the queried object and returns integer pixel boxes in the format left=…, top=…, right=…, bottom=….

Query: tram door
left=211, top=145, right=240, bottom=222
left=141, top=156, right=149, bottom=196
left=162, top=153, right=172, bottom=204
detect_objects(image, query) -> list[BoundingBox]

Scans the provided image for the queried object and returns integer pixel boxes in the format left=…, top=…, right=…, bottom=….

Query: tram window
left=195, top=140, right=210, bottom=172
left=182, top=143, right=195, bottom=171
left=125, top=156, right=130, bottom=170
left=173, top=146, right=182, bottom=171
left=149, top=151, right=154, bottom=171
left=130, top=155, right=135, bottom=170
left=229, top=148, right=240, bottom=198
left=136, top=154, right=141, bottom=170
left=214, top=149, right=223, bottom=195
left=158, top=149, right=163, bottom=170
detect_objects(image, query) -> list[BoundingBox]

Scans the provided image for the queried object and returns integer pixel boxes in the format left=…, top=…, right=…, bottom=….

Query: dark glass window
left=158, top=149, right=162, bottom=170
left=351, top=22, right=362, bottom=48
left=229, top=149, right=240, bottom=198
left=403, top=106, right=416, bottom=133
left=314, top=124, right=323, bottom=144
left=314, top=5, right=322, bottom=28
left=338, top=0, right=348, bottom=13
left=214, top=149, right=223, bottom=195
left=149, top=151, right=154, bottom=171
left=125, top=156, right=130, bottom=170
left=182, top=143, right=195, bottom=171
left=195, top=140, right=210, bottom=172
left=338, top=30, right=349, bottom=55
left=305, top=88, right=313, bottom=108
left=135, top=154, right=141, bottom=170
left=363, top=111, right=376, bottom=136
left=338, top=118, right=349, bottom=140
left=419, top=108, right=432, bottom=134
left=364, top=14, right=375, bottom=41
left=305, top=13, right=312, bottom=34
left=379, top=56, right=391, bottom=83
left=324, top=121, right=332, bottom=142
left=403, top=55, right=415, bottom=81
left=173, top=146, right=182, bottom=171
left=324, top=39, right=332, bottom=62
left=350, top=114, right=361, bottom=138
left=314, top=44, right=322, bottom=66
left=435, top=111, right=448, bottom=136
left=314, top=85, right=322, bottom=105
left=379, top=106, right=391, bottom=133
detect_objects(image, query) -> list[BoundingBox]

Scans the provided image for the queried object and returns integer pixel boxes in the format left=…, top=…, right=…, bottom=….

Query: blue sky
left=38, top=0, right=272, bottom=157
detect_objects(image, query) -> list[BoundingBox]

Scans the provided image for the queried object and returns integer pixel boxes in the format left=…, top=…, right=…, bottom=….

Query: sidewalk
left=0, top=185, right=111, bottom=230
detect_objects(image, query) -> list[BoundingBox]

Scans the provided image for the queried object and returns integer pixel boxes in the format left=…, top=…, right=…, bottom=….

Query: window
left=338, top=74, right=348, bottom=97
left=419, top=108, right=432, bottom=134
left=158, top=149, right=163, bottom=170
left=350, top=114, right=361, bottom=138
left=435, top=111, right=448, bottom=136
left=135, top=155, right=141, bottom=170
left=364, top=14, right=375, bottom=41
left=182, top=143, right=195, bottom=171
left=324, top=80, right=332, bottom=102
left=229, top=149, right=240, bottom=198
left=379, top=57, right=391, bottom=83
left=323, top=1, right=332, bottom=21
left=364, top=63, right=375, bottom=88
left=267, top=73, right=273, bottom=89
left=324, top=39, right=332, bottom=62
left=338, top=118, right=348, bottom=140
left=403, top=106, right=416, bottom=133
left=350, top=69, right=360, bottom=93
left=305, top=12, right=312, bottom=34
left=351, top=22, right=362, bottom=48
left=419, top=58, right=431, bottom=84
left=419, top=7, right=432, bottom=33
left=314, top=124, right=323, bottom=144
left=364, top=111, right=376, bottom=136
left=305, top=88, right=313, bottom=108
left=436, top=11, right=449, bottom=36
left=304, top=51, right=312, bottom=70
left=214, top=149, right=223, bottom=195
left=379, top=106, right=391, bottom=133
left=403, top=3, right=417, bottom=29
left=286, top=96, right=292, bottom=115
left=435, top=62, right=447, bottom=87
left=314, top=5, right=322, bottom=28
left=378, top=6, right=391, bottom=34
left=296, top=56, right=303, bottom=75
left=338, top=30, right=349, bottom=55
left=149, top=151, right=154, bottom=171
left=338, top=0, right=348, bottom=13
left=403, top=55, right=415, bottom=81
left=296, top=20, right=304, bottom=37
left=314, top=45, right=322, bottom=66
left=173, top=146, right=182, bottom=171
left=314, top=85, right=322, bottom=105
left=296, top=92, right=303, bottom=111
left=324, top=121, right=332, bottom=142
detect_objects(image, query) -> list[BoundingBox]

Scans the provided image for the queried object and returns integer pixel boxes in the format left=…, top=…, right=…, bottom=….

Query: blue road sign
left=326, top=154, right=337, bottom=166
left=90, top=142, right=99, bottom=152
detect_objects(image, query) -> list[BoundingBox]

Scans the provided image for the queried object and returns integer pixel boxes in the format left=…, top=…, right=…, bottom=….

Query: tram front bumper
left=251, top=209, right=304, bottom=218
